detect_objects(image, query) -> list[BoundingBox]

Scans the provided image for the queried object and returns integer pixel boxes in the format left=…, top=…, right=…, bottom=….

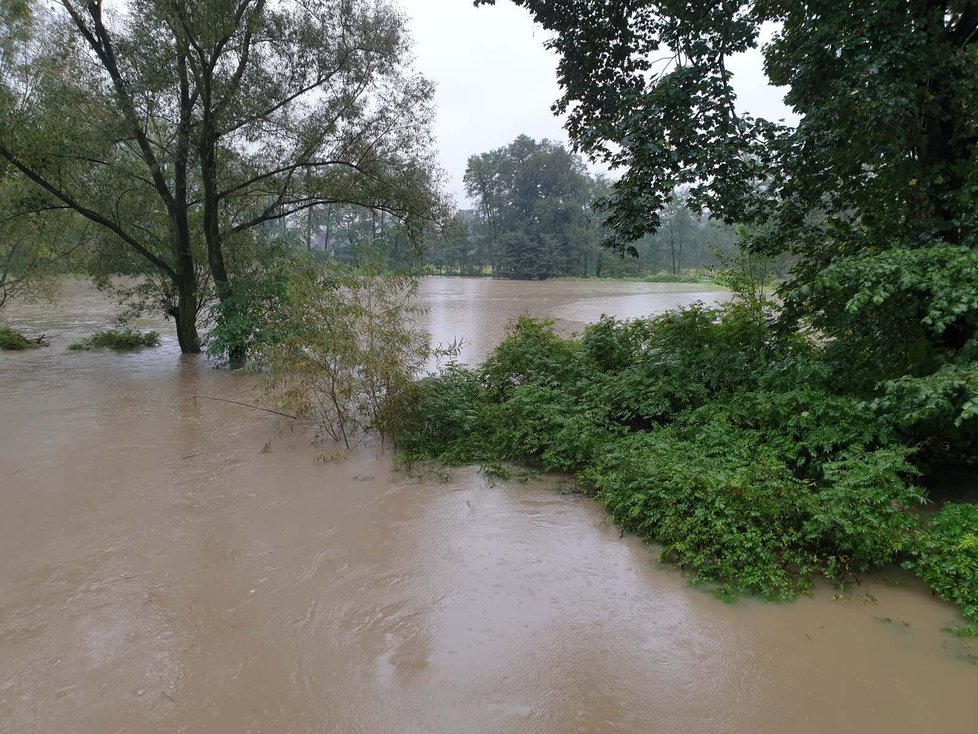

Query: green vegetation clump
left=398, top=301, right=977, bottom=612
left=207, top=247, right=448, bottom=448
left=905, top=504, right=978, bottom=630
left=68, top=328, right=161, bottom=351
left=0, top=327, right=35, bottom=350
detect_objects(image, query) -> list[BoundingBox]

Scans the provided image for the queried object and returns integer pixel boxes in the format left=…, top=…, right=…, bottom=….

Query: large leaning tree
left=480, top=0, right=978, bottom=388
left=0, top=0, right=441, bottom=357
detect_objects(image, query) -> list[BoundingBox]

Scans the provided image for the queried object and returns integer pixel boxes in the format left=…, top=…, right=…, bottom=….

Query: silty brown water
left=0, top=278, right=975, bottom=733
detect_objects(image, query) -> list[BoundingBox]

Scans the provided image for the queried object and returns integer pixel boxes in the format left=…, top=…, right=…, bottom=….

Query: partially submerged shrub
left=395, top=364, right=490, bottom=462
left=582, top=426, right=814, bottom=600
left=249, top=259, right=451, bottom=448
left=482, top=315, right=586, bottom=398
left=68, top=328, right=161, bottom=351
left=905, top=503, right=978, bottom=629
left=0, top=327, right=36, bottom=350
left=398, top=302, right=931, bottom=602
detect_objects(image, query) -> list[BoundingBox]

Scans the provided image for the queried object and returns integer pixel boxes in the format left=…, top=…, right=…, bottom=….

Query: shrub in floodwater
left=0, top=327, right=35, bottom=350
left=395, top=364, right=493, bottom=463
left=68, top=328, right=161, bottom=351
left=238, top=253, right=453, bottom=449
left=398, top=301, right=931, bottom=601
left=905, top=504, right=978, bottom=632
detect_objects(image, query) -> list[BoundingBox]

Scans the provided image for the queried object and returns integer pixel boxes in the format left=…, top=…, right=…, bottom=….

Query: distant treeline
left=280, top=135, right=751, bottom=280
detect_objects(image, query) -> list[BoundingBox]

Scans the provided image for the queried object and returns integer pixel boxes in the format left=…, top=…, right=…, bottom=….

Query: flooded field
left=1, top=279, right=975, bottom=733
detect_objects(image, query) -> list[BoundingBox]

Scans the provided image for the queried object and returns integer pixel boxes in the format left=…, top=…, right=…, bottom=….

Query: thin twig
left=192, top=394, right=299, bottom=420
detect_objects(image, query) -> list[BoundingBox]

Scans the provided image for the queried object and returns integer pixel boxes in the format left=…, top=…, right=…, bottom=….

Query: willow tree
left=0, top=0, right=440, bottom=356
left=0, top=1, right=85, bottom=311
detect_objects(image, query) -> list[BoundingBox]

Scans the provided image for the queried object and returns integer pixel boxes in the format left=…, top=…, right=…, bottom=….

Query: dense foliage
left=399, top=298, right=977, bottom=620
left=1, top=0, right=441, bottom=357
left=906, top=503, right=978, bottom=630
left=67, top=328, right=161, bottom=351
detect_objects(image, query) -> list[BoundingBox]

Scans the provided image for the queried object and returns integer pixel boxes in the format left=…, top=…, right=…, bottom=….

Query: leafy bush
left=685, top=387, right=895, bottom=475
left=395, top=364, right=491, bottom=462
left=581, top=426, right=815, bottom=600
left=482, top=316, right=586, bottom=398
left=398, top=301, right=949, bottom=607
left=582, top=302, right=774, bottom=425
left=490, top=383, right=619, bottom=472
left=905, top=504, right=978, bottom=629
left=0, top=327, right=35, bottom=350
left=803, top=450, right=924, bottom=572
left=874, top=363, right=978, bottom=439
left=68, top=328, right=161, bottom=351
left=248, top=259, right=444, bottom=448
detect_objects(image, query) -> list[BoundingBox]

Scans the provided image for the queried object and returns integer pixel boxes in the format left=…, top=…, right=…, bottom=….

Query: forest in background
left=199, top=134, right=748, bottom=282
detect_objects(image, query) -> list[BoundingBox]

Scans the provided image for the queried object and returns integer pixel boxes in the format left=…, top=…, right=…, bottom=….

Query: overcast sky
left=397, top=0, right=797, bottom=206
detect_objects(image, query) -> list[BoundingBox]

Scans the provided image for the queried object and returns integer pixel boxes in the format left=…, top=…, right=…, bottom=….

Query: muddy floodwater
left=1, top=278, right=975, bottom=734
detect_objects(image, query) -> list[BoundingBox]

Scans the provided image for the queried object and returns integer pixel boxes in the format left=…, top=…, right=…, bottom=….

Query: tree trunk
left=174, top=276, right=201, bottom=353
left=200, top=125, right=245, bottom=369
left=172, top=45, right=200, bottom=355
left=306, top=206, right=313, bottom=250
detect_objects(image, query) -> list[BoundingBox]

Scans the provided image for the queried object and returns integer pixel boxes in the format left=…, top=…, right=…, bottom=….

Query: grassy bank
left=396, top=302, right=978, bottom=630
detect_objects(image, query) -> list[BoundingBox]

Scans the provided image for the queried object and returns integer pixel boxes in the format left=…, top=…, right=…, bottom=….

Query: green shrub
left=396, top=305, right=957, bottom=616
left=582, top=302, right=774, bottom=424
left=905, top=503, right=978, bottom=628
left=68, top=328, right=161, bottom=351
left=490, top=383, right=619, bottom=472
left=579, top=423, right=922, bottom=599
left=803, top=449, right=924, bottom=573
left=685, top=387, right=896, bottom=475
left=0, top=327, right=34, bottom=350
left=395, top=364, right=491, bottom=463
left=581, top=426, right=815, bottom=600
left=482, top=316, right=586, bottom=398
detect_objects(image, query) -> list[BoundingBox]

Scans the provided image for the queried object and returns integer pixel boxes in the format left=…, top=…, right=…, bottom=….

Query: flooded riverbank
left=1, top=279, right=975, bottom=733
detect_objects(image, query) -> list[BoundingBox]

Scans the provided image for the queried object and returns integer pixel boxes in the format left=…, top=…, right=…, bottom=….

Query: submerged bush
left=582, top=426, right=815, bottom=600
left=0, top=327, right=35, bottom=350
left=68, top=328, right=161, bottom=351
left=905, top=504, right=978, bottom=629
left=243, top=257, right=451, bottom=449
left=397, top=296, right=978, bottom=630
left=394, top=364, right=491, bottom=462
left=399, top=301, right=943, bottom=604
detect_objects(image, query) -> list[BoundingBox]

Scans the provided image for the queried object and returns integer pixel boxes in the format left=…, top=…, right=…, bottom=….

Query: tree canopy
left=0, top=0, right=441, bottom=356
left=457, top=134, right=737, bottom=279
left=480, top=0, right=978, bottom=385
left=477, top=1, right=978, bottom=249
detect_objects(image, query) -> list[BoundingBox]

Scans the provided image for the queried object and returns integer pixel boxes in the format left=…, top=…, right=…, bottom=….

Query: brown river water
left=1, top=278, right=975, bottom=733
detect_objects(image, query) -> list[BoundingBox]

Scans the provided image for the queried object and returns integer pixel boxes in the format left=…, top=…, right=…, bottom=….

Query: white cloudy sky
left=396, top=0, right=796, bottom=205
